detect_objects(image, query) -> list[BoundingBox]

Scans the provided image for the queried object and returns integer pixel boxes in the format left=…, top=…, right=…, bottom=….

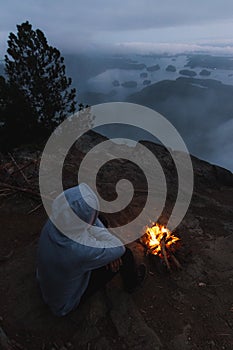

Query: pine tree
left=5, top=21, right=76, bottom=133
left=0, top=76, right=38, bottom=150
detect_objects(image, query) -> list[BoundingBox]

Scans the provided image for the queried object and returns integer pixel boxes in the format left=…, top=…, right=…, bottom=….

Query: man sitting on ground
left=37, top=183, right=146, bottom=316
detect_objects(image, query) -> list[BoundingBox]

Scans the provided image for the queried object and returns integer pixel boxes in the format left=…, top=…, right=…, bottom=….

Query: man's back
left=36, top=184, right=125, bottom=316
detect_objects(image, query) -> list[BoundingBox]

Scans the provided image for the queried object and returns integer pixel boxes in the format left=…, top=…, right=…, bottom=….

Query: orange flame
left=140, top=223, right=180, bottom=256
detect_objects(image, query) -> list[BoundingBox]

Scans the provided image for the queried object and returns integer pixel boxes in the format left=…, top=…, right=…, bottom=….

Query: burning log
left=160, top=236, right=171, bottom=271
left=140, top=223, right=181, bottom=271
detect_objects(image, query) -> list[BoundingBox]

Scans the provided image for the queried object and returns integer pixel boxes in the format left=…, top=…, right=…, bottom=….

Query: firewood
left=160, top=237, right=171, bottom=271
left=27, top=203, right=43, bottom=214
left=170, top=253, right=182, bottom=269
left=0, top=182, right=52, bottom=201
left=0, top=191, right=14, bottom=198
left=10, top=160, right=34, bottom=176
left=8, top=153, right=31, bottom=186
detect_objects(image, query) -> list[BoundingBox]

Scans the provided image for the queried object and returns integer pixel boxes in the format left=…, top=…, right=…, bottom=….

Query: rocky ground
left=0, top=132, right=233, bottom=350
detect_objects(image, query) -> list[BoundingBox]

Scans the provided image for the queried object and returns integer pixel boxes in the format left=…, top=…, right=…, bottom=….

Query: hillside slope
left=0, top=135, right=233, bottom=350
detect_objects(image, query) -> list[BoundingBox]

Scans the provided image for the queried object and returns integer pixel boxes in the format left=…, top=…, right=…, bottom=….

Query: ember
left=140, top=223, right=181, bottom=270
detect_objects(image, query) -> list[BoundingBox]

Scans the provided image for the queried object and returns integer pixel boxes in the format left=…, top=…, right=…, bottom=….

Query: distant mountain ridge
left=126, top=77, right=233, bottom=170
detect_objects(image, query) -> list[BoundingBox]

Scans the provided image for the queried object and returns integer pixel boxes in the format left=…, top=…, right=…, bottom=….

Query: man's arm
left=81, top=225, right=125, bottom=270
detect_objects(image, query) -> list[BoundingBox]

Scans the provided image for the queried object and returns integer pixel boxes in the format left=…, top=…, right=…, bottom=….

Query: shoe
left=125, top=263, right=147, bottom=293
left=136, top=263, right=147, bottom=287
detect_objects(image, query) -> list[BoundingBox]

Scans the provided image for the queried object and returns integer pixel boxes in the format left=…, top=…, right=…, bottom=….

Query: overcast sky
left=1, top=0, right=233, bottom=55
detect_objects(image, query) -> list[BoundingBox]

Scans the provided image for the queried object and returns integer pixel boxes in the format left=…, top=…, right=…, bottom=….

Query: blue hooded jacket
left=37, top=183, right=125, bottom=316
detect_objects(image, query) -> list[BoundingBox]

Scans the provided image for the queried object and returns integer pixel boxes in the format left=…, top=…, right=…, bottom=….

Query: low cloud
left=115, top=41, right=233, bottom=55
left=1, top=0, right=233, bottom=54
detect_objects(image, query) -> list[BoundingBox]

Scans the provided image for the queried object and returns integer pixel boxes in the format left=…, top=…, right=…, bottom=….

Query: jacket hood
left=51, top=183, right=99, bottom=241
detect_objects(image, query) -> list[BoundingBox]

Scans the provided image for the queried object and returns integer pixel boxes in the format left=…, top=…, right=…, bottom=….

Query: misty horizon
left=1, top=0, right=233, bottom=57
left=1, top=0, right=233, bottom=172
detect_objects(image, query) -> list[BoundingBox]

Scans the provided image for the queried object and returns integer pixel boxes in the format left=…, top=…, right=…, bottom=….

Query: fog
left=1, top=0, right=233, bottom=55
left=1, top=1, right=233, bottom=171
left=66, top=53, right=233, bottom=172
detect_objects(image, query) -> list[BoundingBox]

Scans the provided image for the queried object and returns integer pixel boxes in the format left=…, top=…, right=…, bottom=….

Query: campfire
left=140, top=223, right=181, bottom=271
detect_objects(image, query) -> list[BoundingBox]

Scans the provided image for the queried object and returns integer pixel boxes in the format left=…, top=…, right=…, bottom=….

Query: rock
left=86, top=291, right=108, bottom=325
left=107, top=287, right=162, bottom=350
left=75, top=130, right=108, bottom=154
left=198, top=282, right=206, bottom=287
left=72, top=291, right=108, bottom=346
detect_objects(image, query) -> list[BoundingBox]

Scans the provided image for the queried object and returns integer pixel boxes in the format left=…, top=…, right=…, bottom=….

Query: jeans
left=80, top=247, right=138, bottom=302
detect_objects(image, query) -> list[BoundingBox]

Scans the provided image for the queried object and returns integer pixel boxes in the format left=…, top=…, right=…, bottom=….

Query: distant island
left=199, top=69, right=211, bottom=76
left=143, top=80, right=151, bottom=85
left=166, top=65, right=176, bottom=72
left=186, top=54, right=233, bottom=70
left=146, top=64, right=160, bottom=72
left=179, top=69, right=197, bottom=77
